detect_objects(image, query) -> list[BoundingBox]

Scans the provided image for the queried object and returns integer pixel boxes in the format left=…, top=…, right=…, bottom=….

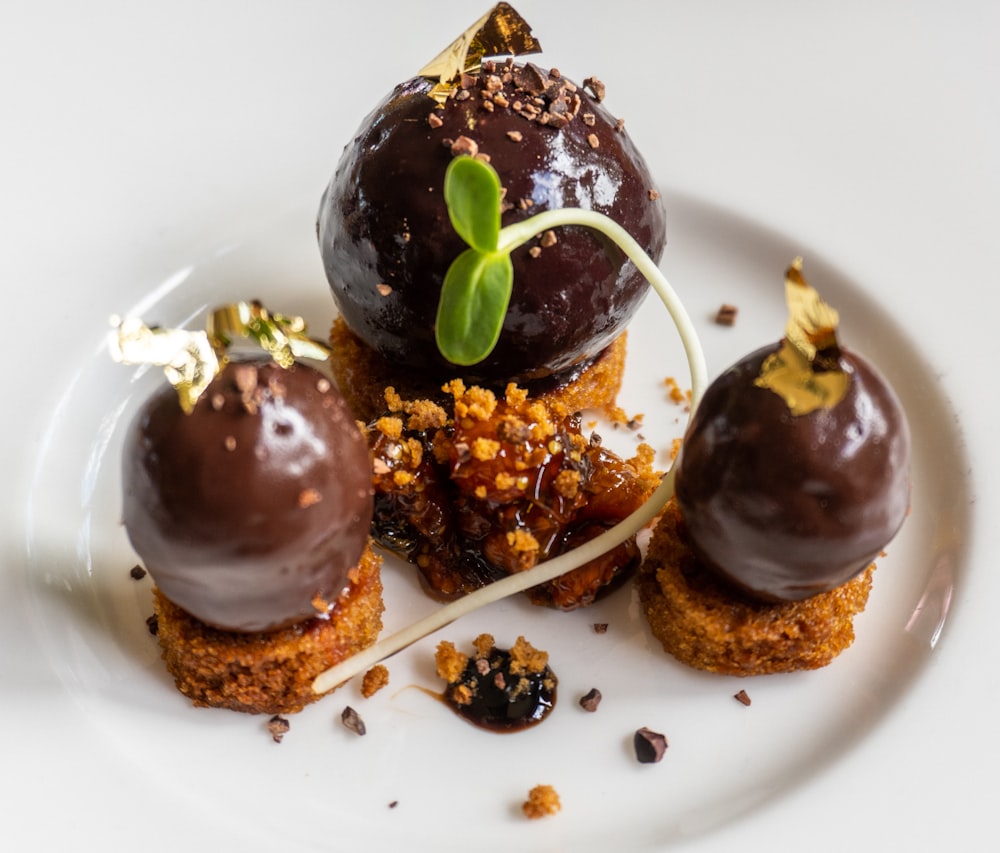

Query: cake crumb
left=734, top=689, right=752, bottom=707
left=435, top=640, right=469, bottom=683
left=522, top=784, right=561, bottom=819
left=361, top=664, right=390, bottom=698
left=509, top=635, right=548, bottom=676
left=592, top=622, right=609, bottom=634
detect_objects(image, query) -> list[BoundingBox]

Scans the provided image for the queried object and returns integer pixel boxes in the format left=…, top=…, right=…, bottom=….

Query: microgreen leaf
left=435, top=246, right=513, bottom=365
left=444, top=155, right=502, bottom=253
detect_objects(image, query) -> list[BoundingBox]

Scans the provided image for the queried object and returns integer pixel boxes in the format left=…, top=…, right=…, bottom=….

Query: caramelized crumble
left=365, top=383, right=660, bottom=609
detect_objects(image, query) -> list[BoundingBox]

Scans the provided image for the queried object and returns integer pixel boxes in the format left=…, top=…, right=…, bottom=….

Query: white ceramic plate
left=20, top=189, right=965, bottom=850
left=3, top=2, right=997, bottom=851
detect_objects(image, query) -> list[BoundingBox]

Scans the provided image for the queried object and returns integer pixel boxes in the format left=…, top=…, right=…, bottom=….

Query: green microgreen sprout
left=312, top=156, right=709, bottom=696
left=436, top=155, right=705, bottom=386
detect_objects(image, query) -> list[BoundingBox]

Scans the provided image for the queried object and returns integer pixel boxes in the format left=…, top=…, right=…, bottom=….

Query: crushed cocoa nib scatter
left=715, top=303, right=739, bottom=326
left=267, top=715, right=290, bottom=743
left=129, top=564, right=146, bottom=580
left=341, top=705, right=367, bottom=736
left=388, top=801, right=399, bottom=809
left=634, top=727, right=668, bottom=764
left=593, top=622, right=609, bottom=634
left=579, top=687, right=602, bottom=712
left=734, top=689, right=752, bottom=707
left=146, top=614, right=158, bottom=635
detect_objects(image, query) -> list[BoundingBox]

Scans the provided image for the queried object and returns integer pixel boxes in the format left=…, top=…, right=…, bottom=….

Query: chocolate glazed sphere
left=122, top=360, right=374, bottom=632
left=674, top=343, right=911, bottom=602
left=317, top=65, right=666, bottom=385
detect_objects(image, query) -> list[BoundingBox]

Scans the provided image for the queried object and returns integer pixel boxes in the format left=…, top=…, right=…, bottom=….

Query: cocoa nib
left=341, top=705, right=367, bottom=736
left=634, top=727, right=668, bottom=763
left=579, top=688, right=602, bottom=712
left=267, top=715, right=290, bottom=743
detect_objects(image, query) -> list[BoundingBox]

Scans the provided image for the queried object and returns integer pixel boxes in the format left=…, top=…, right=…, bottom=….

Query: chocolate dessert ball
left=317, top=61, right=666, bottom=386
left=674, top=343, right=911, bottom=602
left=122, top=359, right=374, bottom=632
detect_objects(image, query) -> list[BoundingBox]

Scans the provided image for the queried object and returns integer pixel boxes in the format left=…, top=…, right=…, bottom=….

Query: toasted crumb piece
left=522, top=784, right=561, bottom=819
left=435, top=640, right=470, bottom=683
left=361, top=664, right=390, bottom=698
left=579, top=687, right=602, bottom=712
left=734, top=689, right=752, bottom=707
left=509, top=635, right=548, bottom=676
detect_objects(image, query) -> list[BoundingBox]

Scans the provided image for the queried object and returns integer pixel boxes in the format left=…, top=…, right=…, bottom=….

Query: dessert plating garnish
left=754, top=257, right=850, bottom=415
left=311, top=161, right=708, bottom=694
left=436, top=156, right=705, bottom=374
left=418, top=3, right=541, bottom=103
left=109, top=300, right=330, bottom=412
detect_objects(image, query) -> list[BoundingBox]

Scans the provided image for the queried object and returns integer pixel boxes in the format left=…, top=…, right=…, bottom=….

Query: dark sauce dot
left=440, top=643, right=557, bottom=733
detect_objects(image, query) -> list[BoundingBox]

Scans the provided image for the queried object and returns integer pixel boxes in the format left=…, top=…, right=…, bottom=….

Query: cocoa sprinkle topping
left=450, top=135, right=479, bottom=158
left=129, top=564, right=146, bottom=580
left=583, top=76, right=606, bottom=102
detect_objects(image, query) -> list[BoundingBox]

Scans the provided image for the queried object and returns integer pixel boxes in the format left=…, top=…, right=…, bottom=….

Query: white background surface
left=2, top=1, right=998, bottom=850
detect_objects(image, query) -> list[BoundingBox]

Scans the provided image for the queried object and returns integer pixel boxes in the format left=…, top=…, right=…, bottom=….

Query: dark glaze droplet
left=443, top=646, right=557, bottom=733
left=675, top=343, right=911, bottom=602
left=122, top=359, right=374, bottom=632
left=317, top=64, right=666, bottom=386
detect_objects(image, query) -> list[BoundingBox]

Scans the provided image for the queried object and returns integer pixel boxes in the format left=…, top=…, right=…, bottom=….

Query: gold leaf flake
left=754, top=258, right=849, bottom=415
left=109, top=301, right=329, bottom=414
left=418, top=3, right=541, bottom=103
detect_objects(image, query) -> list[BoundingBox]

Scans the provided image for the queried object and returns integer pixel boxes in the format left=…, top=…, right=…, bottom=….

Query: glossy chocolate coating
left=122, top=359, right=374, bottom=632
left=675, top=343, right=911, bottom=602
left=317, top=64, right=666, bottom=385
